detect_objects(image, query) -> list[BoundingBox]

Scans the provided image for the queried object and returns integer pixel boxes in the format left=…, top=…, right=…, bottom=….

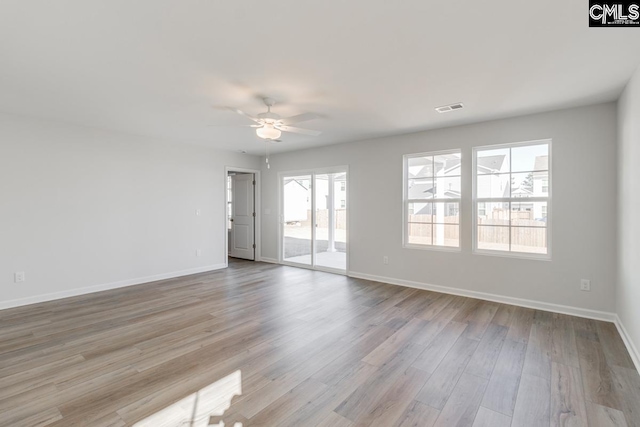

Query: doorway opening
left=280, top=167, right=348, bottom=273
left=227, top=168, right=259, bottom=261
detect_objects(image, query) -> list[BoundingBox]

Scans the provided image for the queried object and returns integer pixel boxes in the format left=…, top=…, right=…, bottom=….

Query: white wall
left=261, top=103, right=618, bottom=313
left=0, top=114, right=259, bottom=308
left=617, top=66, right=640, bottom=358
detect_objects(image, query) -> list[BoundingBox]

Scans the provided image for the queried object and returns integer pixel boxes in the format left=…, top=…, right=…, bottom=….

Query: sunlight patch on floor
left=132, top=370, right=242, bottom=427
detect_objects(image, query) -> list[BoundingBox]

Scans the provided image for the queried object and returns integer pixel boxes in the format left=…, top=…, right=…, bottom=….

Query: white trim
left=347, top=270, right=616, bottom=323
left=614, top=315, right=640, bottom=374
left=260, top=257, right=279, bottom=264
left=0, top=264, right=227, bottom=311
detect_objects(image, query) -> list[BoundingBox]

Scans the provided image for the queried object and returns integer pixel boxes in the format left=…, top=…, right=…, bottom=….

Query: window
left=474, top=140, right=550, bottom=257
left=340, top=199, right=346, bottom=208
left=340, top=181, right=346, bottom=191
left=404, top=150, right=461, bottom=248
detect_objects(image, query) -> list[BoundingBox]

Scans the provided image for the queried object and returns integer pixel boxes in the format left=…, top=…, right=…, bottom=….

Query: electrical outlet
left=580, top=279, right=591, bottom=291
left=14, top=272, right=25, bottom=283
left=383, top=256, right=389, bottom=265
left=196, top=249, right=202, bottom=257
left=196, top=209, right=201, bottom=216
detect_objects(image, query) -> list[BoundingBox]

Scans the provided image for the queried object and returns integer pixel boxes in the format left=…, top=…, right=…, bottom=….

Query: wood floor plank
left=414, top=336, right=479, bottom=410
left=610, top=365, right=640, bottom=427
left=480, top=339, right=527, bottom=416
left=351, top=367, right=431, bottom=427
left=277, top=361, right=377, bottom=427
left=335, top=342, right=426, bottom=421
left=576, top=334, right=620, bottom=410
left=523, top=323, right=553, bottom=380
left=11, top=407, right=64, bottom=427
left=433, top=372, right=488, bottom=427
left=393, top=400, right=440, bottom=427
left=472, top=406, right=511, bottom=427
left=511, top=373, right=551, bottom=427
left=460, top=301, right=499, bottom=341
left=585, top=402, right=628, bottom=427
left=506, top=306, right=534, bottom=344
left=315, top=411, right=353, bottom=427
left=550, top=362, right=588, bottom=427
left=490, top=304, right=515, bottom=327
left=465, top=323, right=508, bottom=379
left=597, top=322, right=636, bottom=370
left=243, top=377, right=329, bottom=426
left=550, top=315, right=580, bottom=368
left=362, top=318, right=429, bottom=366
left=411, top=321, right=468, bottom=374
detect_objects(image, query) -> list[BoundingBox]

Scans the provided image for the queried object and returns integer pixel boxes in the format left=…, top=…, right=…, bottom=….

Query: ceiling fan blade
left=224, top=107, right=261, bottom=123
left=279, top=112, right=320, bottom=125
left=276, top=125, right=322, bottom=136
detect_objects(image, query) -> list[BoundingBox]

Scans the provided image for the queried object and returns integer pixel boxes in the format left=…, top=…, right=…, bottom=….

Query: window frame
left=403, top=149, right=462, bottom=252
left=472, top=139, right=552, bottom=260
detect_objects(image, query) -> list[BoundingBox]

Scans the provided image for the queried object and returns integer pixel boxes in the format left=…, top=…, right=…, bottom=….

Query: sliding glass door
left=281, top=168, right=348, bottom=273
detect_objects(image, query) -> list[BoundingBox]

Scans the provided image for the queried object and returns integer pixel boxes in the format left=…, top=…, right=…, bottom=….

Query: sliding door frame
left=278, top=165, right=349, bottom=275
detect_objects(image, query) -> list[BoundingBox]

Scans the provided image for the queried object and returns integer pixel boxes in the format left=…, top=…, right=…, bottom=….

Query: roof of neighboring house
left=408, top=182, right=435, bottom=198
left=534, top=155, right=548, bottom=171
left=284, top=179, right=309, bottom=190
left=409, top=154, right=464, bottom=178
left=409, top=181, right=461, bottom=200
left=415, top=205, right=431, bottom=215
left=511, top=186, right=533, bottom=196
left=414, top=196, right=460, bottom=214
left=477, top=154, right=507, bottom=173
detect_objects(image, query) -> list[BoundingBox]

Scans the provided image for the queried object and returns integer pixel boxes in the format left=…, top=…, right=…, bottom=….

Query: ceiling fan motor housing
left=257, top=111, right=280, bottom=122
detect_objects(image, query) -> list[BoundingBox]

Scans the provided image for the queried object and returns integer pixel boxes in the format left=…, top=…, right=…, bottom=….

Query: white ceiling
left=1, top=1, right=639, bottom=154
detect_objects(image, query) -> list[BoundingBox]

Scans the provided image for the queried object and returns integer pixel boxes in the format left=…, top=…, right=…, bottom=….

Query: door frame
left=278, top=165, right=349, bottom=275
left=225, top=166, right=262, bottom=264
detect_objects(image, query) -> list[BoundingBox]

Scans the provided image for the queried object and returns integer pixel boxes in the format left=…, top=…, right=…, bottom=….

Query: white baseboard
left=259, top=257, right=279, bottom=264
left=0, top=263, right=227, bottom=311
left=614, top=315, right=640, bottom=374
left=348, top=271, right=617, bottom=323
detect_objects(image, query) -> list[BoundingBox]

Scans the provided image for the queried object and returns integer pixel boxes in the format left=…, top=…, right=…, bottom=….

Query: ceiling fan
left=225, top=98, right=321, bottom=142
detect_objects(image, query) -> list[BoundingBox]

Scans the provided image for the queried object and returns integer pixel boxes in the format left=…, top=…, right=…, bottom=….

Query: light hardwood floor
left=1, top=259, right=639, bottom=427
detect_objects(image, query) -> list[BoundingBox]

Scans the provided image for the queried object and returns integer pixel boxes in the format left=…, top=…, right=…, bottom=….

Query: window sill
left=473, top=248, right=551, bottom=261
left=403, top=244, right=461, bottom=253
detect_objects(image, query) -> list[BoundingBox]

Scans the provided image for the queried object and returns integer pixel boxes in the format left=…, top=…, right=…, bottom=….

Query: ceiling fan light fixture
left=256, top=124, right=281, bottom=140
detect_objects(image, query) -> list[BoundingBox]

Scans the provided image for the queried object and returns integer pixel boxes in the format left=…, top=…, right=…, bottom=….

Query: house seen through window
left=404, top=150, right=461, bottom=248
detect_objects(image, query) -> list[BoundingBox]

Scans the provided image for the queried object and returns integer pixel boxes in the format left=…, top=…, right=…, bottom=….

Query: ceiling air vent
left=435, top=103, right=464, bottom=113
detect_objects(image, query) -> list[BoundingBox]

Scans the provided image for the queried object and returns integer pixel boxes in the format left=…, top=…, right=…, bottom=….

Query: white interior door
left=230, top=173, right=255, bottom=260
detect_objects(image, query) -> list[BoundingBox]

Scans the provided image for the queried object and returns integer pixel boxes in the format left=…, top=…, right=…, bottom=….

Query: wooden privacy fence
left=407, top=211, right=546, bottom=250
left=309, top=209, right=347, bottom=229
left=478, top=208, right=547, bottom=249
left=407, top=214, right=459, bottom=240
